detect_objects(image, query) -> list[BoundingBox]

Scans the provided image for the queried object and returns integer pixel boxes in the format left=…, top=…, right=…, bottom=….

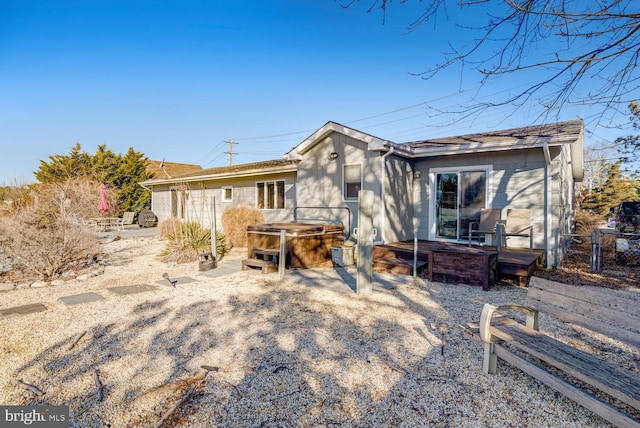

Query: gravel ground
left=0, top=235, right=638, bottom=427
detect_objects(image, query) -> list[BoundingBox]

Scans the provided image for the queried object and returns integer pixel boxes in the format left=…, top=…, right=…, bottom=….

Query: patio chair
left=501, top=208, right=533, bottom=253
left=468, top=208, right=501, bottom=247
left=115, top=212, right=135, bottom=230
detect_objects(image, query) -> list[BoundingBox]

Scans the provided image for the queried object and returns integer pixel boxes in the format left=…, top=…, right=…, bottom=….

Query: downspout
left=543, top=142, right=552, bottom=267
left=379, top=146, right=395, bottom=244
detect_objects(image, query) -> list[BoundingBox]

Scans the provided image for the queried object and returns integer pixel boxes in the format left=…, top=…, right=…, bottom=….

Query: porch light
left=328, top=152, right=338, bottom=160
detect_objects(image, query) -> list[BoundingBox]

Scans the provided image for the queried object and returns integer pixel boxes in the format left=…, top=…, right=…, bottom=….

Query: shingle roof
left=146, top=160, right=203, bottom=178
left=174, top=158, right=298, bottom=179
left=140, top=158, right=299, bottom=186
left=402, top=119, right=583, bottom=150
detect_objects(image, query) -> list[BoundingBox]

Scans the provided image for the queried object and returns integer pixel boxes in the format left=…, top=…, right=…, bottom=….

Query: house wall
left=295, top=131, right=381, bottom=237
left=413, top=149, right=548, bottom=250
left=150, top=171, right=296, bottom=232
left=383, top=154, right=415, bottom=243
left=550, top=144, right=576, bottom=266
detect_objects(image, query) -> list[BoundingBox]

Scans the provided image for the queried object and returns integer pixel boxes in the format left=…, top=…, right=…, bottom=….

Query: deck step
left=242, top=258, right=278, bottom=274
left=373, top=245, right=429, bottom=262
left=373, top=257, right=428, bottom=276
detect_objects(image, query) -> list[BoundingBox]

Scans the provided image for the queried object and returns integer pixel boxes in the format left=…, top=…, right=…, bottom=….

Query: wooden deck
left=373, top=240, right=544, bottom=288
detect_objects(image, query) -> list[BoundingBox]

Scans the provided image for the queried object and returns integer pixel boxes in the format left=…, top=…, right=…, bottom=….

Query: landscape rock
left=0, top=282, right=14, bottom=292
left=31, top=280, right=49, bottom=288
left=50, top=279, right=66, bottom=287
left=16, top=282, right=30, bottom=290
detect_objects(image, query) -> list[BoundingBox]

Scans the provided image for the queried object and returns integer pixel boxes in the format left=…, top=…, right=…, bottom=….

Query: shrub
left=161, top=220, right=229, bottom=263
left=221, top=206, right=264, bottom=248
left=0, top=180, right=100, bottom=280
left=158, top=217, right=181, bottom=239
left=573, top=208, right=602, bottom=235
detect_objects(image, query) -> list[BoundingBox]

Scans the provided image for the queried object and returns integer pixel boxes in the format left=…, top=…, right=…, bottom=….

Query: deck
left=373, top=240, right=544, bottom=288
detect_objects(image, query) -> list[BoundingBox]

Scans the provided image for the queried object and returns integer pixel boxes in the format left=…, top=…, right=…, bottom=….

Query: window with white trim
left=343, top=163, right=362, bottom=200
left=256, top=180, right=285, bottom=209
left=221, top=186, right=233, bottom=202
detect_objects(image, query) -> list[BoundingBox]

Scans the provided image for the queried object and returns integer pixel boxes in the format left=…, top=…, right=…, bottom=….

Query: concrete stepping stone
left=59, top=292, right=104, bottom=306
left=154, top=276, right=195, bottom=287
left=0, top=303, right=47, bottom=318
left=107, top=284, right=158, bottom=295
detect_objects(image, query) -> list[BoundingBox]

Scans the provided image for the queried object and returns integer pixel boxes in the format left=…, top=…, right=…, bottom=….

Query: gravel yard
left=0, top=235, right=638, bottom=427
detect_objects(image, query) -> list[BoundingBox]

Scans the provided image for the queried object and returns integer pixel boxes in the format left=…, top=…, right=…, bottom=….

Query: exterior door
left=434, top=170, right=487, bottom=241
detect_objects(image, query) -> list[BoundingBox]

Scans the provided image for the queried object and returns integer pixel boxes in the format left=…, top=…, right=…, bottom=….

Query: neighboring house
left=141, top=119, right=583, bottom=266
left=145, top=160, right=203, bottom=179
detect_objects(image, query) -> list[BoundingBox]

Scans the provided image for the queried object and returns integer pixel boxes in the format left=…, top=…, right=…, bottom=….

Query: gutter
left=543, top=142, right=552, bottom=267
left=379, top=146, right=395, bottom=244
left=139, top=164, right=298, bottom=187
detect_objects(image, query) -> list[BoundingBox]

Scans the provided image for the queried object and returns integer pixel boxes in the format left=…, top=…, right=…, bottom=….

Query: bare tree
left=578, top=142, right=615, bottom=203
left=341, top=1, right=639, bottom=122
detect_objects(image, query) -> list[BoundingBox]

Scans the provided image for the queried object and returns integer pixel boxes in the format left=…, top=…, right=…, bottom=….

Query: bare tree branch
left=341, top=0, right=640, bottom=122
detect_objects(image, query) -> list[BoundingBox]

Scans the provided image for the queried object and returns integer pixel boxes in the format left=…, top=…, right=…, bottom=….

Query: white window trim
left=221, top=186, right=233, bottom=202
left=342, top=162, right=363, bottom=201
left=427, top=165, right=493, bottom=241
left=256, top=180, right=286, bottom=210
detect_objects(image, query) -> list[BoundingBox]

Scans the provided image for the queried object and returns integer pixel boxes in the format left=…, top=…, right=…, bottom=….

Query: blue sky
left=0, top=1, right=636, bottom=184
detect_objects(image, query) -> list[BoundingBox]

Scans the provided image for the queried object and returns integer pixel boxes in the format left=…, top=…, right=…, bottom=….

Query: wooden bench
left=460, top=277, right=640, bottom=427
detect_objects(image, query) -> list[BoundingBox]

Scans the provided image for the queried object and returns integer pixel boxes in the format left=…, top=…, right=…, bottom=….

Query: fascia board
left=139, top=165, right=297, bottom=187
left=286, top=122, right=390, bottom=160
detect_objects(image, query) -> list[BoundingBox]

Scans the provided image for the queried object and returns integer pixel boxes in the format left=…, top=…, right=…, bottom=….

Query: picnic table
left=91, top=217, right=122, bottom=232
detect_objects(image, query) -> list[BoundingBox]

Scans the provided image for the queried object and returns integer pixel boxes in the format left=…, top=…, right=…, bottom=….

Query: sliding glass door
left=434, top=169, right=488, bottom=241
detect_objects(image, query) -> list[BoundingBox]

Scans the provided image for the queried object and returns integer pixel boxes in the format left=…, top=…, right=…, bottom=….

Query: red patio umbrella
left=98, top=183, right=109, bottom=212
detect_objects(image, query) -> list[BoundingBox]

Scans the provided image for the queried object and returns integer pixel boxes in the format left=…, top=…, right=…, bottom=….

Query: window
left=222, top=186, right=233, bottom=202
left=257, top=180, right=285, bottom=209
left=343, top=163, right=362, bottom=200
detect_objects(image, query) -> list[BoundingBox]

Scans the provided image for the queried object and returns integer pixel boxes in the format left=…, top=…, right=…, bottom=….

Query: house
left=140, top=119, right=583, bottom=266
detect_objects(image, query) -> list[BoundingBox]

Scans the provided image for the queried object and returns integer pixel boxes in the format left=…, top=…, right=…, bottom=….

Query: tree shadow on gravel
left=11, top=274, right=605, bottom=427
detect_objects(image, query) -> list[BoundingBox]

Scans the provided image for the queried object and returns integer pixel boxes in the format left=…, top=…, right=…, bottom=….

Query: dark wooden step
left=373, top=245, right=429, bottom=262
left=373, top=257, right=428, bottom=276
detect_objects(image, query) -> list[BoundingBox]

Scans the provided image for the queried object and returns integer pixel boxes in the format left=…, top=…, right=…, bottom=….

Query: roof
left=285, top=121, right=390, bottom=160
left=398, top=119, right=583, bottom=156
left=140, top=119, right=584, bottom=186
left=392, top=119, right=584, bottom=181
left=146, top=160, right=203, bottom=179
left=140, top=158, right=298, bottom=186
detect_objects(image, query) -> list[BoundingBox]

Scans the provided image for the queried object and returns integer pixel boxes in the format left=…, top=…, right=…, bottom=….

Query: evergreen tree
left=616, top=101, right=640, bottom=173
left=114, top=148, right=154, bottom=213
left=34, top=143, right=92, bottom=182
left=581, top=161, right=640, bottom=217
left=91, top=145, right=120, bottom=185
left=34, top=144, right=155, bottom=215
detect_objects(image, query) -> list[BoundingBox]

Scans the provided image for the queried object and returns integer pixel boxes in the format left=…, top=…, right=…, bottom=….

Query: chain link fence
left=598, top=229, right=640, bottom=272
left=554, top=228, right=640, bottom=278
left=554, top=230, right=597, bottom=271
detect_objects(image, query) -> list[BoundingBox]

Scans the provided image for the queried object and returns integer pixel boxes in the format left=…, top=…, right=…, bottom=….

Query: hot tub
left=246, top=223, right=345, bottom=269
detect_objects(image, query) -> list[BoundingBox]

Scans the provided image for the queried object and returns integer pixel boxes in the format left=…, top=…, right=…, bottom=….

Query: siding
left=149, top=172, right=296, bottom=233
left=383, top=154, right=414, bottom=243
left=295, top=132, right=381, bottom=235
left=413, top=149, right=547, bottom=249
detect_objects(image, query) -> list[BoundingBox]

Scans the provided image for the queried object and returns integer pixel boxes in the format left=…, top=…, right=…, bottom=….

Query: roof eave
left=286, top=121, right=391, bottom=160
left=139, top=164, right=298, bottom=187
